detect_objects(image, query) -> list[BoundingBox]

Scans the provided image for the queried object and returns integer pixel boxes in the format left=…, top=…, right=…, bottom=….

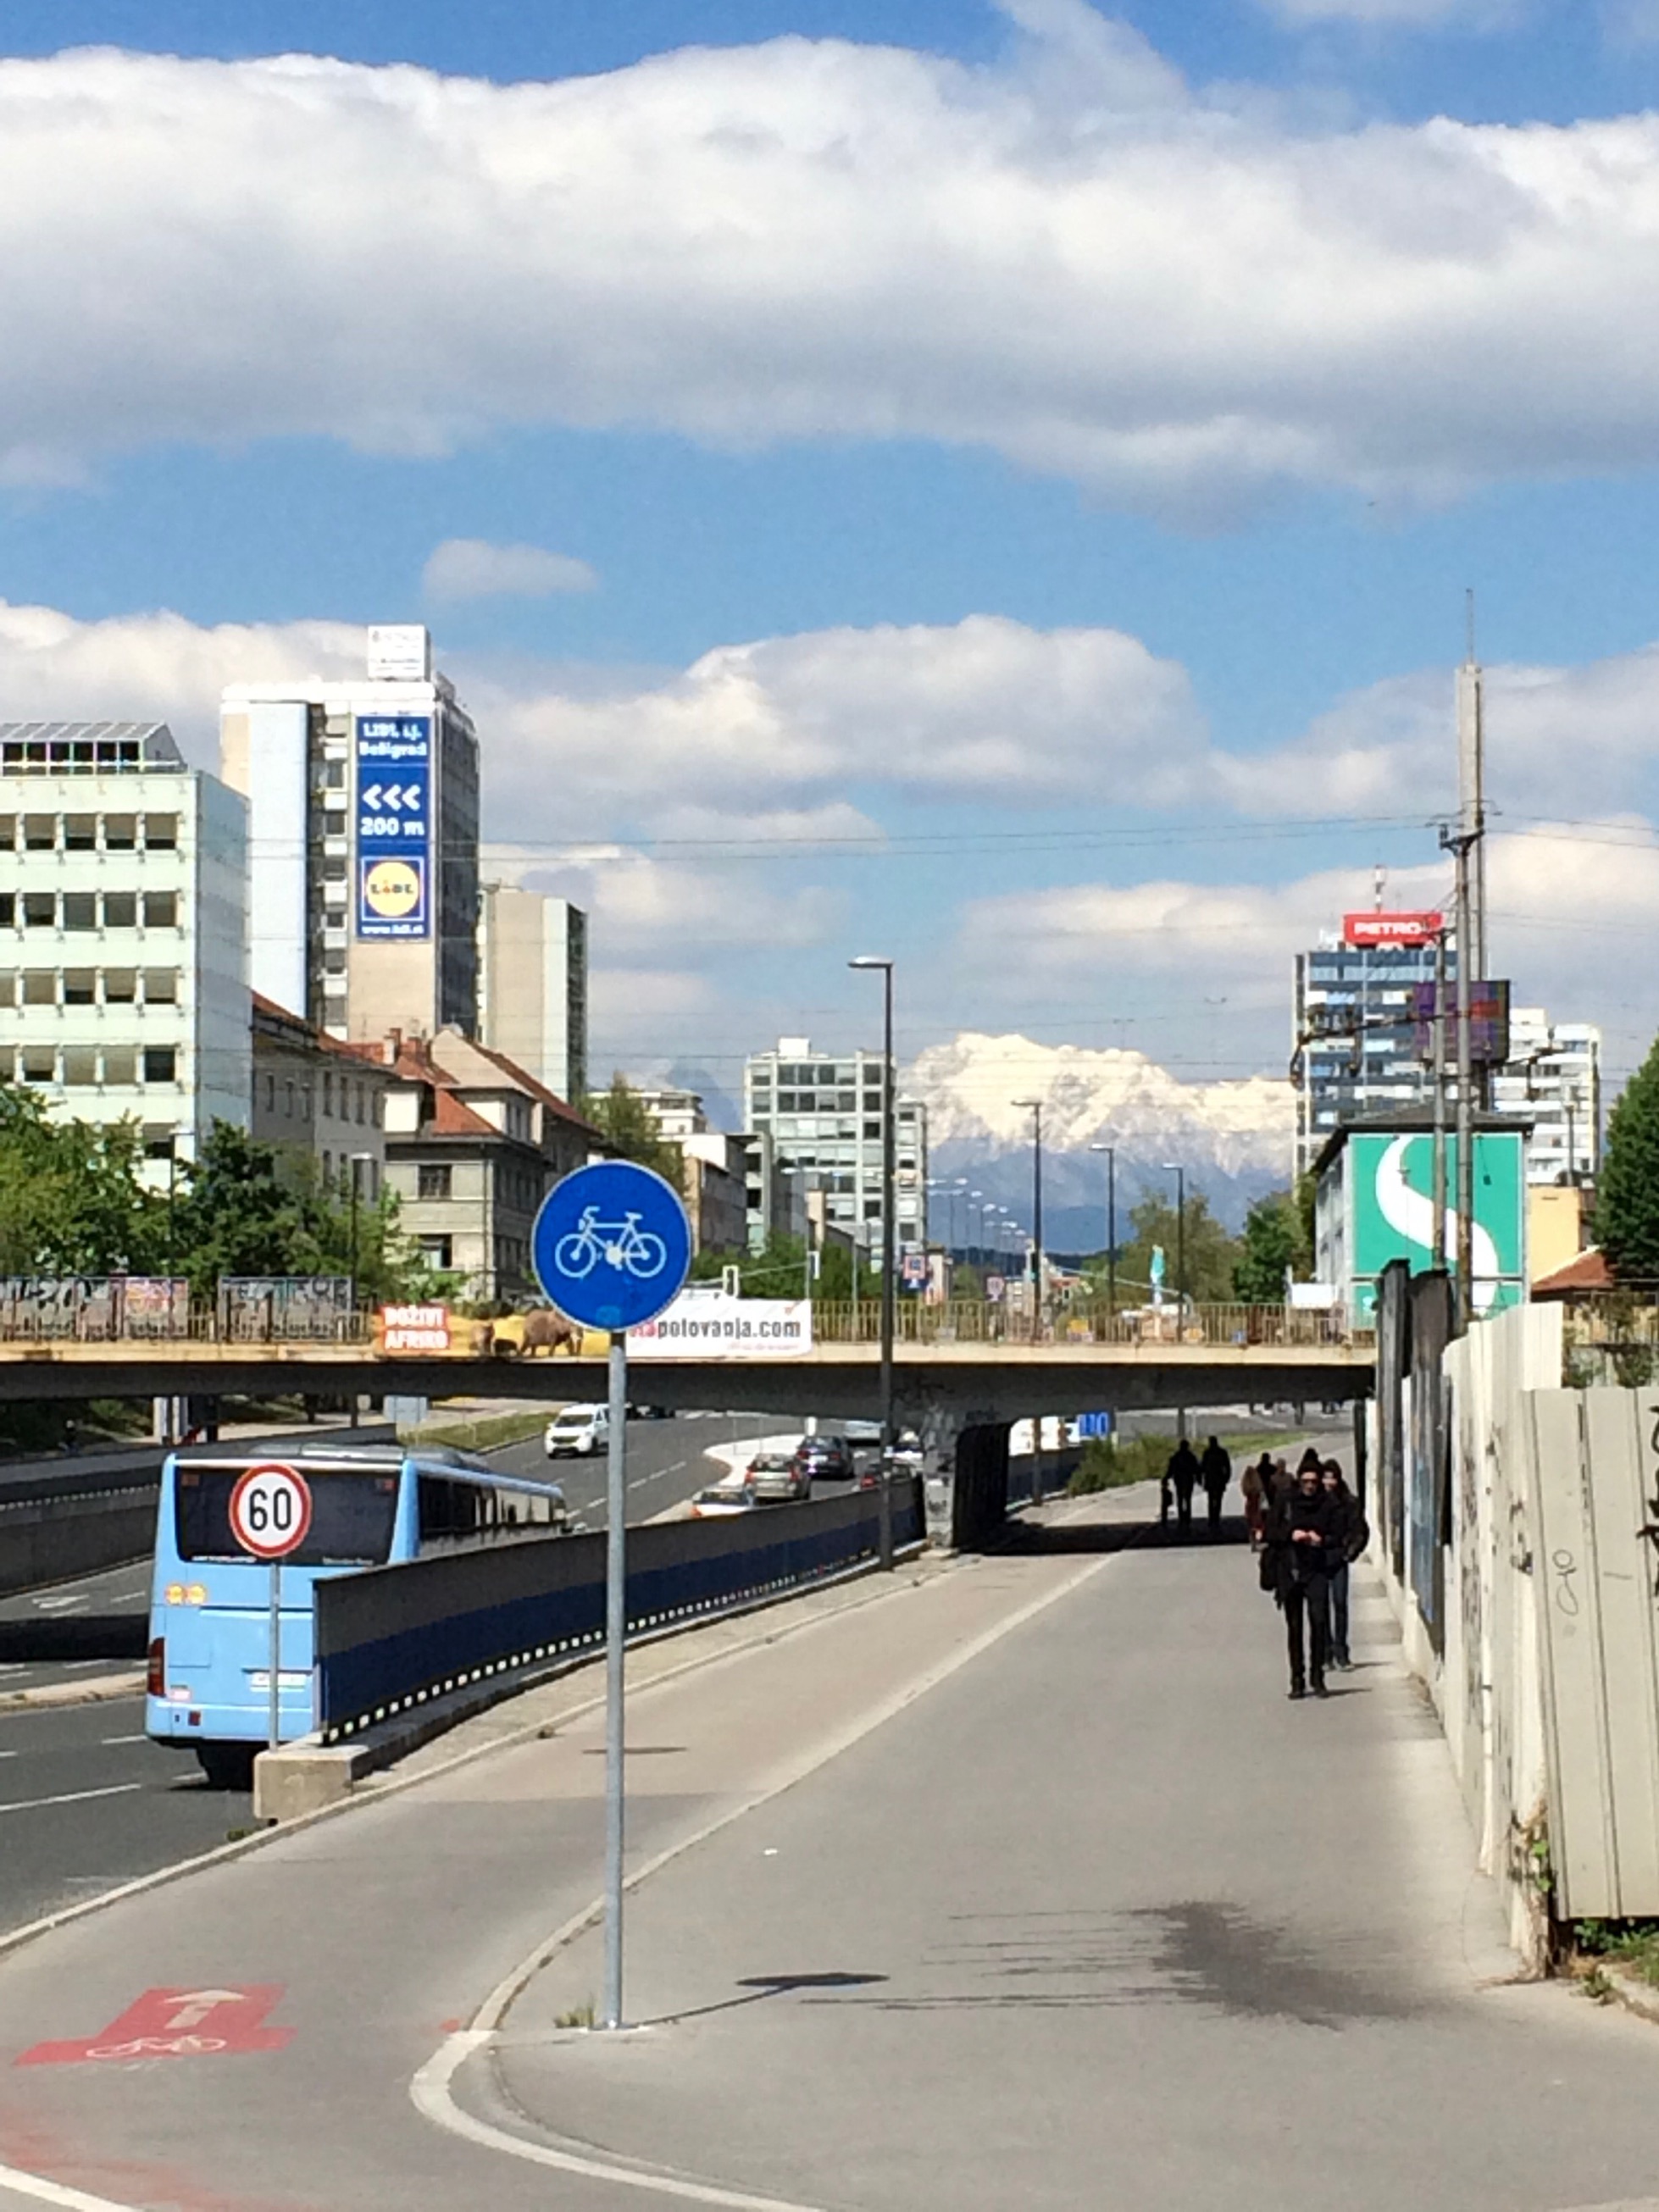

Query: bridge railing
left=811, top=1300, right=1366, bottom=1349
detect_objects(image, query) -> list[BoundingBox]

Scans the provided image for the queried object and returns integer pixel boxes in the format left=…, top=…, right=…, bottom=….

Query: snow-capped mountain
left=906, top=1032, right=1294, bottom=1247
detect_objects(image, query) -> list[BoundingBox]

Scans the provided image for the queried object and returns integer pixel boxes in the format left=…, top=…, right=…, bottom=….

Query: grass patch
left=1575, top=1918, right=1659, bottom=1987
left=404, top=1406, right=553, bottom=1454
left=1067, top=1431, right=1302, bottom=1497
left=553, top=1999, right=596, bottom=2030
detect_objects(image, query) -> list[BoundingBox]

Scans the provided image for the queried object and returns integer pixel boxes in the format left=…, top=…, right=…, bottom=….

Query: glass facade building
left=743, top=1037, right=926, bottom=1260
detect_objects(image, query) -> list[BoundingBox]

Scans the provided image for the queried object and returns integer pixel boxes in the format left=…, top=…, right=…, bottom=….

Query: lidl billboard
left=356, top=713, right=431, bottom=940
left=1331, top=1129, right=1526, bottom=1321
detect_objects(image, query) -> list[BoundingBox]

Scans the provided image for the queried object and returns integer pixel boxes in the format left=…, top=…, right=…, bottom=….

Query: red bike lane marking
left=15, top=1987, right=293, bottom=2065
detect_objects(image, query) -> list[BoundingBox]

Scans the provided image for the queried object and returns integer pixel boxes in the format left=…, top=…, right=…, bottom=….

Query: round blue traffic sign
left=531, top=1161, right=692, bottom=1331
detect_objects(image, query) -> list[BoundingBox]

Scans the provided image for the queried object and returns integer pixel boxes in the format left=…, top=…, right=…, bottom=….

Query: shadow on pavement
left=646, top=1972, right=889, bottom=2028
left=0, top=1616, right=148, bottom=1661
left=990, top=1513, right=1254, bottom=1557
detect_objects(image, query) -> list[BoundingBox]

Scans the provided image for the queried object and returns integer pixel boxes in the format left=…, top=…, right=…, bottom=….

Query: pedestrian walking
left=1166, top=1438, right=1200, bottom=1537
left=1200, top=1435, right=1232, bottom=1537
left=1241, top=1452, right=1272, bottom=1549
left=1264, top=1458, right=1341, bottom=1698
left=1321, top=1460, right=1368, bottom=1671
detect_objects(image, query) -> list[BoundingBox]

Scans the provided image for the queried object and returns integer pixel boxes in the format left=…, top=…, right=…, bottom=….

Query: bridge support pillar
left=912, top=1405, right=1012, bottom=1551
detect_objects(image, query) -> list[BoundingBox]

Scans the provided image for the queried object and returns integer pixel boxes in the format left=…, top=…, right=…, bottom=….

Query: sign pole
left=602, top=1330, right=629, bottom=2031
left=268, top=1559, right=281, bottom=1755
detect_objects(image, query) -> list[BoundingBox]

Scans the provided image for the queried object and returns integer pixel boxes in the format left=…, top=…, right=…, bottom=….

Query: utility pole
left=1014, top=1100, right=1044, bottom=1340
left=1431, top=923, right=1449, bottom=1272
left=1457, top=592, right=1488, bottom=1095
left=1440, top=823, right=1477, bottom=1324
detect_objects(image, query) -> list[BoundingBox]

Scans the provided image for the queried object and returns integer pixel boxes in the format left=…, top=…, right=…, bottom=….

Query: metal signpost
left=227, top=1463, right=313, bottom=1754
left=531, top=1161, right=691, bottom=2032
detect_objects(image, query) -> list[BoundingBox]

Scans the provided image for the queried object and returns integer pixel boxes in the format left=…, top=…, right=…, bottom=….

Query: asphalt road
left=489, top=1407, right=827, bottom=1526
left=0, top=1692, right=253, bottom=1936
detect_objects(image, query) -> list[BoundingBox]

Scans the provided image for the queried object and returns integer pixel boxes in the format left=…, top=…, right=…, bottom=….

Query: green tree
left=0, top=1085, right=164, bottom=1274
left=1106, top=1191, right=1241, bottom=1306
left=582, top=1074, right=685, bottom=1192
left=686, top=1230, right=880, bottom=1303
left=1598, top=1034, right=1659, bottom=1279
left=1232, top=1189, right=1312, bottom=1302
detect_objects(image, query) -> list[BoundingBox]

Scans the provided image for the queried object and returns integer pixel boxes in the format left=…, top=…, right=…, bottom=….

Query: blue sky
left=4, top=0, right=1659, bottom=1110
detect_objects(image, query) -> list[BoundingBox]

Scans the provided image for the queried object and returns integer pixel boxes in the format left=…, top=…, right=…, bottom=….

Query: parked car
left=691, top=1473, right=758, bottom=1517
left=747, top=1449, right=811, bottom=1503
left=544, top=1403, right=609, bottom=1458
left=792, top=1434, right=854, bottom=1484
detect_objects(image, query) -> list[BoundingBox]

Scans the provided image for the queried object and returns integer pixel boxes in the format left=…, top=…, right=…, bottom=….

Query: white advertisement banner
left=626, top=1291, right=813, bottom=1359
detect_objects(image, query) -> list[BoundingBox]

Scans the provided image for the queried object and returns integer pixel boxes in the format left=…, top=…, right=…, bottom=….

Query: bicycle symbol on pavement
left=553, top=1207, right=670, bottom=1282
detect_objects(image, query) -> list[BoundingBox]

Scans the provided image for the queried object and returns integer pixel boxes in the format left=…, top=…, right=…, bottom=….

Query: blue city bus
left=146, top=1444, right=571, bottom=1787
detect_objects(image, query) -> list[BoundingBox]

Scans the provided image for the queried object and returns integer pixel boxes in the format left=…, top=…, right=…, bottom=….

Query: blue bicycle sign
left=531, top=1161, right=691, bottom=1331
left=555, top=1208, right=669, bottom=1283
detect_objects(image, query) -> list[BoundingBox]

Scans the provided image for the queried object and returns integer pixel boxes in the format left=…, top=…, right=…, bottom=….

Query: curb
left=0, top=1671, right=144, bottom=1712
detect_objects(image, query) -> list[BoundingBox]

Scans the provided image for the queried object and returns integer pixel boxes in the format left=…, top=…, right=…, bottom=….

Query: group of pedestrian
left=1246, top=1447, right=1368, bottom=1699
left=1160, top=1434, right=1234, bottom=1538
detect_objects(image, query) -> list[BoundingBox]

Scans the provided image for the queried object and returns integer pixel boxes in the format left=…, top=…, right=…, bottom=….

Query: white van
left=544, top=1403, right=610, bottom=1458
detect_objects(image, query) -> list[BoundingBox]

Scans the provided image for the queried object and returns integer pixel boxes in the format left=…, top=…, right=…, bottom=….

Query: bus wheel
left=196, top=1744, right=256, bottom=1792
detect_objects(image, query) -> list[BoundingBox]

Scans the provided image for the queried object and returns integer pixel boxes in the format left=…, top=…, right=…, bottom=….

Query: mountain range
left=905, top=1033, right=1295, bottom=1251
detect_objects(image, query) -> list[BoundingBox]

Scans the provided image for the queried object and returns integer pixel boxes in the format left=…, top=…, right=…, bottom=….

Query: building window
left=20, top=1048, right=56, bottom=1083
left=323, top=1073, right=334, bottom=1117
left=142, top=813, right=178, bottom=851
left=143, top=1127, right=175, bottom=1161
left=265, top=1073, right=275, bottom=1111
left=104, top=814, right=136, bottom=851
left=419, top=1164, right=452, bottom=1200
left=142, top=969, right=178, bottom=1004
left=22, top=815, right=55, bottom=851
left=103, top=892, right=137, bottom=929
left=417, top=1235, right=452, bottom=1270
left=21, top=971, right=54, bottom=1006
left=143, top=1046, right=177, bottom=1084
left=0, top=894, right=12, bottom=928
left=355, top=1082, right=366, bottom=1124
left=285, top=1080, right=296, bottom=1118
left=64, top=814, right=96, bottom=852
left=23, top=894, right=53, bottom=928
left=63, top=1048, right=98, bottom=1087
left=62, top=969, right=96, bottom=1006
left=0, top=973, right=12, bottom=1007
left=104, top=1047, right=136, bottom=1084
left=141, top=891, right=178, bottom=929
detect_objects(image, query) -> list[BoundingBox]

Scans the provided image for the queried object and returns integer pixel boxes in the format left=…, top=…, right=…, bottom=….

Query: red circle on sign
left=228, top=1464, right=313, bottom=1560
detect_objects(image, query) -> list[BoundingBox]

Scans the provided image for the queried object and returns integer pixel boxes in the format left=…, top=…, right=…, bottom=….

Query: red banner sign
left=17, top=1986, right=293, bottom=2065
left=1342, top=911, right=1443, bottom=948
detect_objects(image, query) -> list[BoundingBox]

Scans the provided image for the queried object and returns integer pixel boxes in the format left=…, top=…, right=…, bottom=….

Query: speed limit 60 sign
left=229, top=1464, right=313, bottom=1561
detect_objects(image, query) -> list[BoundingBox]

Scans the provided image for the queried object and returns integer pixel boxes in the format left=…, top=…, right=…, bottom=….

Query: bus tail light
left=147, top=1638, right=164, bottom=1697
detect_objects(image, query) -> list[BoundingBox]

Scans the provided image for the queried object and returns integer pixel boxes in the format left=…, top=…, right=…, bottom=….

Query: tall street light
left=1013, top=1100, right=1044, bottom=1339
left=1162, top=1162, right=1187, bottom=1320
left=968, top=1189, right=984, bottom=1268
left=849, top=955, right=896, bottom=1571
left=1089, top=1141, right=1116, bottom=1322
left=348, top=1151, right=375, bottom=1319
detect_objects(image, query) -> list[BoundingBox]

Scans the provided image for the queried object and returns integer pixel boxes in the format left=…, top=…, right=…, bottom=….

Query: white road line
left=30, top=1596, right=88, bottom=1614
left=0, top=1783, right=142, bottom=1817
left=0, top=1751, right=17, bottom=1760
left=99, top=1735, right=147, bottom=1747
left=0, top=2165, right=147, bottom=2212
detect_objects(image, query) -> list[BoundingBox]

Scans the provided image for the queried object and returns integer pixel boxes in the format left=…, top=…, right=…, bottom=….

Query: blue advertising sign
left=531, top=1161, right=691, bottom=1332
left=356, top=713, right=431, bottom=940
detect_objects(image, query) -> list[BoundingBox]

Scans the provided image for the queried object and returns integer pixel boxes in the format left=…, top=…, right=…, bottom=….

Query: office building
left=478, top=886, right=587, bottom=1104
left=219, top=624, right=480, bottom=1048
left=742, top=1129, right=807, bottom=1253
left=742, top=1037, right=927, bottom=1261
left=1294, top=923, right=1454, bottom=1180
left=1490, top=1006, right=1601, bottom=1186
left=635, top=1088, right=748, bottom=1256
left=0, top=721, right=248, bottom=1178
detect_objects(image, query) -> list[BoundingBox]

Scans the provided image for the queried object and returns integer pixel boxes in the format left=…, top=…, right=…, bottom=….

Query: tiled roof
left=1530, top=1247, right=1613, bottom=1298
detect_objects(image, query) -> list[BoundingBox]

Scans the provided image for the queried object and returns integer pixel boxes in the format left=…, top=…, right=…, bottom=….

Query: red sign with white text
left=16, top=1986, right=293, bottom=2065
left=1342, top=911, right=1443, bottom=948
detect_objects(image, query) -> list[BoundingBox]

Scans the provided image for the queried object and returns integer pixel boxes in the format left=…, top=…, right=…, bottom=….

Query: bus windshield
left=175, top=1466, right=400, bottom=1566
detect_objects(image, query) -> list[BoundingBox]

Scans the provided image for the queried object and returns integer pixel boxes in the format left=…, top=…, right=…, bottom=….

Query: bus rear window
left=175, top=1470, right=399, bottom=1566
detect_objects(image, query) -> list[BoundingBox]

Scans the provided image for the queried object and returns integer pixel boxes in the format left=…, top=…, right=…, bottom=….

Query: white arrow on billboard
left=1374, top=1134, right=1501, bottom=1314
left=362, top=784, right=382, bottom=809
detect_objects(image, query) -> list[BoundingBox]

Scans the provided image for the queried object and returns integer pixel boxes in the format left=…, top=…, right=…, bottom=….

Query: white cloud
left=3, top=39, right=1659, bottom=509
left=422, top=539, right=596, bottom=603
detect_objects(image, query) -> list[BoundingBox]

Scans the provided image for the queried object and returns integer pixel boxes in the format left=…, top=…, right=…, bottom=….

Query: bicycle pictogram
left=86, top=2035, right=229, bottom=2060
left=553, top=1206, right=670, bottom=1283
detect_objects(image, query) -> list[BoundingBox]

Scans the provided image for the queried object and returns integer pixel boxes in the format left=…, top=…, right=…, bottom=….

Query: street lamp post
left=348, top=1152, right=375, bottom=1319
left=1162, top=1162, right=1187, bottom=1320
left=1014, top=1100, right=1044, bottom=1340
left=849, top=956, right=896, bottom=1571
left=1089, top=1141, right=1116, bottom=1327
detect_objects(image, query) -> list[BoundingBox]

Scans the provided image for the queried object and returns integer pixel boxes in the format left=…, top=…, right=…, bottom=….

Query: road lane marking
left=0, top=1784, right=142, bottom=1817
left=31, top=1596, right=89, bottom=1613
left=98, top=1736, right=146, bottom=1747
left=0, top=2164, right=147, bottom=2211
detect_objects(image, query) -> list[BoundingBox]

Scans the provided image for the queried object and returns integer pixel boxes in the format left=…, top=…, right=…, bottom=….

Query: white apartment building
left=0, top=722, right=248, bottom=1177
left=1491, top=1006, right=1601, bottom=1185
left=478, top=885, right=588, bottom=1104
left=219, top=625, right=480, bottom=1047
left=742, top=1037, right=927, bottom=1260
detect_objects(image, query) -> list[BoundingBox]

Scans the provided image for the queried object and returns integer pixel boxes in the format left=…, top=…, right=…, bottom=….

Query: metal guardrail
left=809, top=1300, right=1368, bottom=1349
left=314, top=1480, right=924, bottom=1743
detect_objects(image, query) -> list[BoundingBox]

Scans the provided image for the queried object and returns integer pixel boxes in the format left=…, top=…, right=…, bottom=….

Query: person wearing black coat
left=1166, top=1439, right=1201, bottom=1537
left=1199, top=1436, right=1232, bottom=1536
left=1321, top=1461, right=1368, bottom=1670
left=1265, top=1462, right=1343, bottom=1698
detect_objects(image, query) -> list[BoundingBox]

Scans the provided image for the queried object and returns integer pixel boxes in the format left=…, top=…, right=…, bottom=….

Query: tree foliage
left=1232, top=1188, right=1313, bottom=1302
left=0, top=1086, right=164, bottom=1275
left=686, top=1231, right=881, bottom=1302
left=1598, top=1035, right=1659, bottom=1280
left=582, top=1074, right=685, bottom=1192
left=1081, top=1191, right=1241, bottom=1306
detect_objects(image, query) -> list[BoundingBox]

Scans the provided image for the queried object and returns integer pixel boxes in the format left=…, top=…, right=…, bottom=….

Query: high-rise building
left=742, top=1036, right=927, bottom=1259
left=219, top=625, right=480, bottom=1046
left=477, top=885, right=588, bottom=1105
left=0, top=721, right=248, bottom=1178
left=1490, top=1006, right=1601, bottom=1185
left=1293, top=927, right=1454, bottom=1180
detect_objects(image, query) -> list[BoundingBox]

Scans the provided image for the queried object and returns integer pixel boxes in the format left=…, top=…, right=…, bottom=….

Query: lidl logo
left=363, top=858, right=423, bottom=918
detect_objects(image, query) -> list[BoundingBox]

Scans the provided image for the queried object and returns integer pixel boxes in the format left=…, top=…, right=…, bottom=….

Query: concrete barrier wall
left=315, top=1479, right=923, bottom=1741
left=0, top=1479, right=158, bottom=1597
